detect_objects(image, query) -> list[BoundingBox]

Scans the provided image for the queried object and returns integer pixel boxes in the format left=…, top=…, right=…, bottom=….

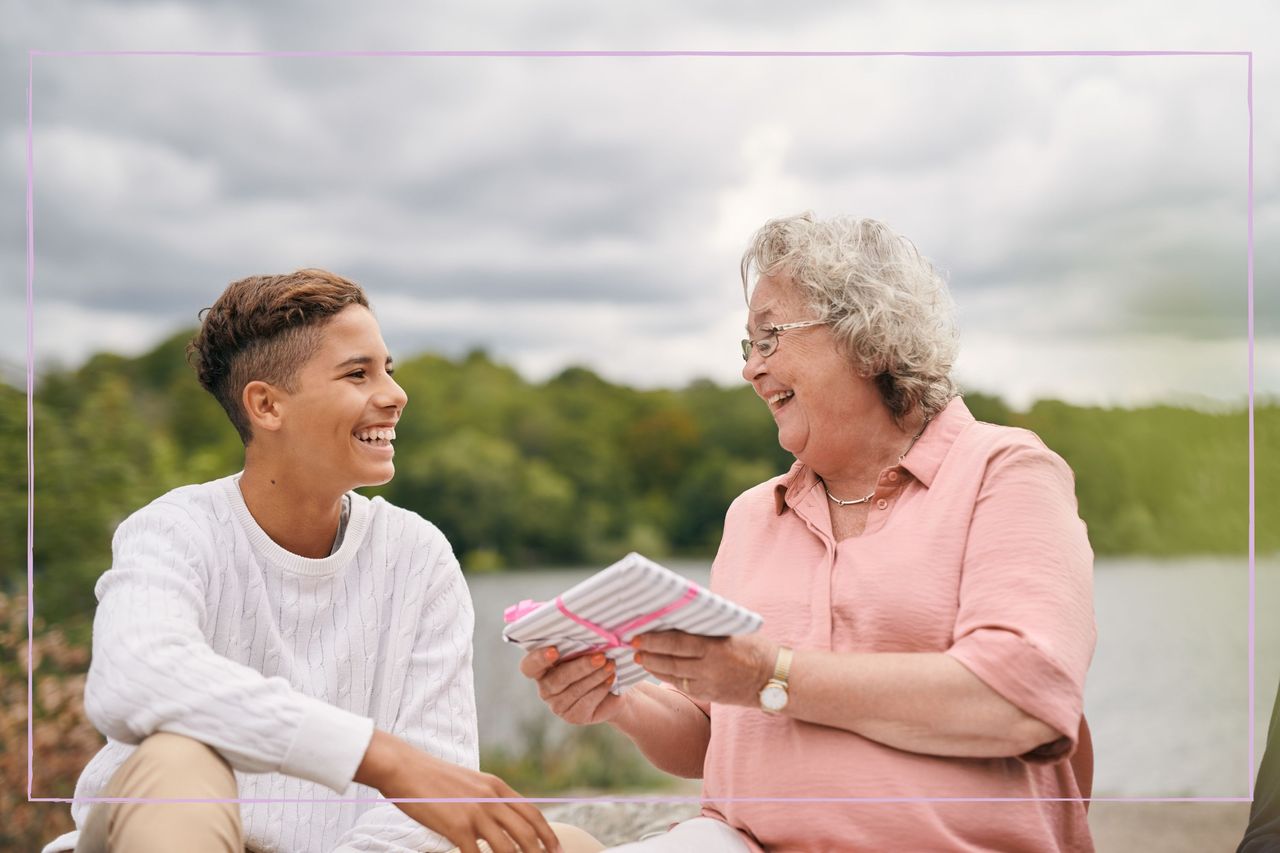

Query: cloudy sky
left=4, top=1, right=1277, bottom=410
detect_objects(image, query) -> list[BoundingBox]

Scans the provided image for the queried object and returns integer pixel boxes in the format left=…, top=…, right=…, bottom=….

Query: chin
left=340, top=459, right=394, bottom=491
left=361, top=465, right=396, bottom=488
left=777, top=429, right=807, bottom=458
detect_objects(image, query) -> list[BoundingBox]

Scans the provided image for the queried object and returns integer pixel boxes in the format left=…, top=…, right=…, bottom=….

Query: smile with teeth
left=354, top=427, right=396, bottom=447
left=767, top=390, right=795, bottom=409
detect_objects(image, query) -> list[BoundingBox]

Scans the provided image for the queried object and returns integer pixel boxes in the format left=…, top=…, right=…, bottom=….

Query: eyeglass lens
left=740, top=333, right=777, bottom=361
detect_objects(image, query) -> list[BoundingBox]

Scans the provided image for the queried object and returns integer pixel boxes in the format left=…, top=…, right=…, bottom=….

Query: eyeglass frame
left=741, top=320, right=827, bottom=361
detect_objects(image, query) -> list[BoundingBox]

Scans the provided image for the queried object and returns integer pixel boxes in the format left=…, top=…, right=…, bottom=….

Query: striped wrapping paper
left=501, top=552, right=763, bottom=694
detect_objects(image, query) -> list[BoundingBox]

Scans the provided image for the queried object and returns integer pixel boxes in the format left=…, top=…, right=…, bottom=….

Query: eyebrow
left=333, top=355, right=395, bottom=370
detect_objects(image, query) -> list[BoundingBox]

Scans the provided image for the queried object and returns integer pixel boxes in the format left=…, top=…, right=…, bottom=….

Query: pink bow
left=503, top=599, right=544, bottom=623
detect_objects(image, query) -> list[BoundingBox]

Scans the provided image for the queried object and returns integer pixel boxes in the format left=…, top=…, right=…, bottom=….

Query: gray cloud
left=4, top=0, right=1278, bottom=406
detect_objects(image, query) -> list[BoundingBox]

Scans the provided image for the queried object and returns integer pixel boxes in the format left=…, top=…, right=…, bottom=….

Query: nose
left=378, top=372, right=408, bottom=413
left=741, top=346, right=767, bottom=384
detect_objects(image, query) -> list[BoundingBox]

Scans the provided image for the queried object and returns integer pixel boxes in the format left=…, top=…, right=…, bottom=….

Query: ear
left=242, top=380, right=286, bottom=435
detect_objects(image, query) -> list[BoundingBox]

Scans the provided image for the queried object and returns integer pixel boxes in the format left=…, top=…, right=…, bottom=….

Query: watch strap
left=772, top=646, right=793, bottom=684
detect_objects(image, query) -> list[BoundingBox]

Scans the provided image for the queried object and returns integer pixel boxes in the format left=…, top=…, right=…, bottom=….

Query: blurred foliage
left=480, top=716, right=676, bottom=795
left=1, top=593, right=103, bottom=849
left=3, top=332, right=1276, bottom=627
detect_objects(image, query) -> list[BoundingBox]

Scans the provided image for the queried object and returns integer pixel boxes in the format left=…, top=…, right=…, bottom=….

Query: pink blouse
left=700, top=397, right=1096, bottom=852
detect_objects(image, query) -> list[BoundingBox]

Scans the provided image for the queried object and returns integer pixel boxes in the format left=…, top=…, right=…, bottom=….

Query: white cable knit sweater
left=44, top=473, right=478, bottom=853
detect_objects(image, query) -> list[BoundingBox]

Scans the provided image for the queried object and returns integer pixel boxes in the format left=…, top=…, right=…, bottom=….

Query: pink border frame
left=24, top=48, right=1256, bottom=808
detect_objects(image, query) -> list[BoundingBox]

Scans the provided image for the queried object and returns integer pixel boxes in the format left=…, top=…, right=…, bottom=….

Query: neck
left=239, top=449, right=346, bottom=559
left=815, top=407, right=927, bottom=500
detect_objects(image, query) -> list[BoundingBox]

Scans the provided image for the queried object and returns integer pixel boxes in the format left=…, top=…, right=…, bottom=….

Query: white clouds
left=37, top=124, right=219, bottom=210
left=19, top=0, right=259, bottom=53
left=710, top=124, right=804, bottom=252
left=30, top=298, right=177, bottom=368
left=4, top=1, right=1275, bottom=407
left=370, top=292, right=740, bottom=389
left=954, top=332, right=1268, bottom=411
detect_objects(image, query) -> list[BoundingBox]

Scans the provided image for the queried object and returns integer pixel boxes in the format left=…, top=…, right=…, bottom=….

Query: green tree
left=6, top=328, right=1275, bottom=621
left=33, top=373, right=184, bottom=621
left=0, top=385, right=28, bottom=596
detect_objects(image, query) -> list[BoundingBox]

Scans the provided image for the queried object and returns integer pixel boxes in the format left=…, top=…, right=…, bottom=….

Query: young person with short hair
left=44, top=270, right=600, bottom=853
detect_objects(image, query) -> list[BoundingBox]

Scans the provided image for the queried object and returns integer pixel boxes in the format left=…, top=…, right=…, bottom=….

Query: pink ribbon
left=504, top=599, right=544, bottom=623
left=504, top=584, right=700, bottom=650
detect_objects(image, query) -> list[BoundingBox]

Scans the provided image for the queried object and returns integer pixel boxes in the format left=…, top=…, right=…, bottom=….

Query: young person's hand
left=355, top=730, right=561, bottom=853
left=519, top=648, right=626, bottom=726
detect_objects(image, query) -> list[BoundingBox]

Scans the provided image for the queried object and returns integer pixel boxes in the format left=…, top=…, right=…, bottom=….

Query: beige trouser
left=75, top=732, right=603, bottom=853
left=76, top=732, right=244, bottom=852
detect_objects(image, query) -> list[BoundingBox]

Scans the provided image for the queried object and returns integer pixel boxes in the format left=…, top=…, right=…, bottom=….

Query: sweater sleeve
left=332, top=533, right=480, bottom=853
left=943, top=437, right=1096, bottom=763
left=83, top=503, right=374, bottom=793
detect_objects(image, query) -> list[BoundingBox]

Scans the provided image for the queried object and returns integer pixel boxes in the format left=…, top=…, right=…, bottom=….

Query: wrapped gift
left=502, top=552, right=763, bottom=694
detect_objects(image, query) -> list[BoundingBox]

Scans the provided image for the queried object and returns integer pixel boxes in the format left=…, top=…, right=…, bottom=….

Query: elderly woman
left=520, top=213, right=1096, bottom=852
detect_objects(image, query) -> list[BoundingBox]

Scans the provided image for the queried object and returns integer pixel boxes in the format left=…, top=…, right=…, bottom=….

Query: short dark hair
left=187, top=269, right=369, bottom=445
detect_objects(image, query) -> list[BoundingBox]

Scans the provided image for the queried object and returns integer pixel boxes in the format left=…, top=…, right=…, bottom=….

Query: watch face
left=760, top=683, right=788, bottom=711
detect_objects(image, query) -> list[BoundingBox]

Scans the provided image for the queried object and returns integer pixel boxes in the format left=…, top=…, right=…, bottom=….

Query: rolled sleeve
left=944, top=438, right=1096, bottom=761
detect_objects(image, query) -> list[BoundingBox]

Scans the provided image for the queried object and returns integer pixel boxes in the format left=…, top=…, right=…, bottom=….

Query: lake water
left=468, top=558, right=1280, bottom=798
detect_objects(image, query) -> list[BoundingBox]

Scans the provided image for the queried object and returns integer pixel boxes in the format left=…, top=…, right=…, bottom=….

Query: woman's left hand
left=632, top=631, right=780, bottom=707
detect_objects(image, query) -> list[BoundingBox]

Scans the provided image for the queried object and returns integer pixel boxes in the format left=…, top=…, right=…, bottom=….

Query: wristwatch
left=758, top=646, right=793, bottom=713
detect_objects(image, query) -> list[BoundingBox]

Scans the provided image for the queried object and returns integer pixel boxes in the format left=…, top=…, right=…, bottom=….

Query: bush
left=480, top=716, right=676, bottom=796
left=0, top=593, right=103, bottom=850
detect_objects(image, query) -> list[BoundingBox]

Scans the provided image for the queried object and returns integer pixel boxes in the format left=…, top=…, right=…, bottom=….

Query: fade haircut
left=741, top=212, right=959, bottom=423
left=187, top=269, right=369, bottom=445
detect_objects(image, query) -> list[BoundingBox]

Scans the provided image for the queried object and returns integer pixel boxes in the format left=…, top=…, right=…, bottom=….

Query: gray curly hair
left=741, top=212, right=959, bottom=422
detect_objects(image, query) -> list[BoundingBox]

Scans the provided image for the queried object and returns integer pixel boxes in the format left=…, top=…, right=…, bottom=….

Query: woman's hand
left=522, top=648, right=714, bottom=778
left=519, top=647, right=627, bottom=725
left=632, top=631, right=779, bottom=707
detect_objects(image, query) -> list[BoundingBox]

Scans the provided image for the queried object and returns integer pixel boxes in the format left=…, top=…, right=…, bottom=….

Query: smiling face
left=742, top=273, right=882, bottom=470
left=269, top=305, right=407, bottom=493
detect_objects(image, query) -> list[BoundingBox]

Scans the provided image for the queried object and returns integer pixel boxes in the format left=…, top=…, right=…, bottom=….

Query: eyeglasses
left=741, top=320, right=826, bottom=361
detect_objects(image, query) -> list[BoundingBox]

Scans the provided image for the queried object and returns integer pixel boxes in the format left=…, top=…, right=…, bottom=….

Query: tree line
left=2, top=329, right=1274, bottom=625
